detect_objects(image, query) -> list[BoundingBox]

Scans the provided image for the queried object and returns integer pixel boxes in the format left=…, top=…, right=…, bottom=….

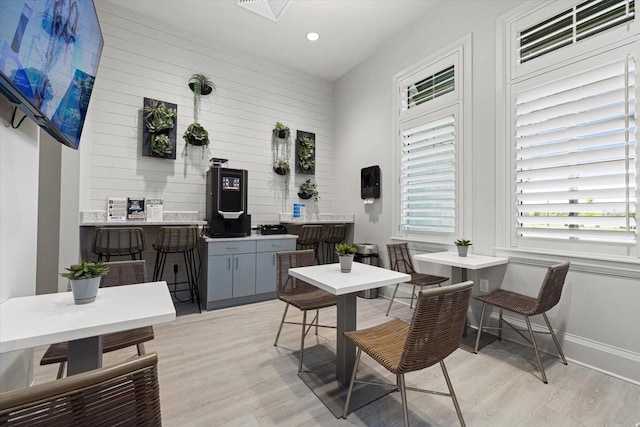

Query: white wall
left=334, top=0, right=640, bottom=384
left=0, top=96, right=39, bottom=391
left=84, top=2, right=335, bottom=224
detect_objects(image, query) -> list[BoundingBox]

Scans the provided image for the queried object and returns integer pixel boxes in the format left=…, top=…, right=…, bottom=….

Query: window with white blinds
left=401, top=115, right=456, bottom=233
left=519, top=0, right=635, bottom=64
left=406, top=66, right=455, bottom=110
left=515, top=57, right=637, bottom=243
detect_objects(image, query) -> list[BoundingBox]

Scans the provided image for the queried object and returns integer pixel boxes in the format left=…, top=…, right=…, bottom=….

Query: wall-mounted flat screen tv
left=0, top=0, right=103, bottom=149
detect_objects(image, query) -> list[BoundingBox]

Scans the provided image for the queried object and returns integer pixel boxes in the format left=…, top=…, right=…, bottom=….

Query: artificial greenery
left=183, top=122, right=210, bottom=158
left=150, top=133, right=172, bottom=157
left=335, top=243, right=357, bottom=256
left=298, top=179, right=319, bottom=202
left=60, top=261, right=109, bottom=280
left=188, top=73, right=215, bottom=122
left=298, top=135, right=315, bottom=171
left=273, top=159, right=290, bottom=176
left=273, top=121, right=290, bottom=138
left=454, top=239, right=472, bottom=246
left=144, top=100, right=176, bottom=133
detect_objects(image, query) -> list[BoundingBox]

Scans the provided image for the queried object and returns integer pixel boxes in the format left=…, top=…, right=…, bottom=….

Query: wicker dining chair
left=474, top=262, right=570, bottom=384
left=386, top=243, right=449, bottom=316
left=273, top=250, right=337, bottom=372
left=296, top=225, right=323, bottom=264
left=0, top=353, right=162, bottom=426
left=40, top=260, right=154, bottom=379
left=321, top=224, right=347, bottom=264
left=91, top=227, right=146, bottom=261
left=152, top=226, right=201, bottom=313
left=343, top=281, right=473, bottom=427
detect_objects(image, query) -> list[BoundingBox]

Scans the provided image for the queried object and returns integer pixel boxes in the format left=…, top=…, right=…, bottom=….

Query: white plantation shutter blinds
left=515, top=57, right=637, bottom=242
left=401, top=115, right=456, bottom=233
left=519, top=0, right=635, bottom=63
left=406, top=66, right=455, bottom=109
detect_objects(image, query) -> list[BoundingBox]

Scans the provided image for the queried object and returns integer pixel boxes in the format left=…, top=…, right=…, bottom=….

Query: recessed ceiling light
left=306, top=32, right=320, bottom=42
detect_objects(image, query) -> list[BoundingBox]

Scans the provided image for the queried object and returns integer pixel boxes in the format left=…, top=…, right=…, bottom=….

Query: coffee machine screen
left=222, top=176, right=240, bottom=191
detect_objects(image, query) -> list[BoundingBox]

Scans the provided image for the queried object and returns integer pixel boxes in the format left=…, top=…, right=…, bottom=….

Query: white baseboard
left=380, top=286, right=640, bottom=386
left=480, top=313, right=640, bottom=386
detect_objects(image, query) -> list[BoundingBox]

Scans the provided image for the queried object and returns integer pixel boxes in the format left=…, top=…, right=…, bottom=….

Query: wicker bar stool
left=321, top=224, right=347, bottom=264
left=296, top=225, right=323, bottom=264
left=91, top=227, right=145, bottom=261
left=152, top=226, right=201, bottom=313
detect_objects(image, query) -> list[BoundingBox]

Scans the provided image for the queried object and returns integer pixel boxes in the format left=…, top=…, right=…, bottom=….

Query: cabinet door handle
left=226, top=258, right=231, bottom=270
left=272, top=254, right=276, bottom=265
left=226, top=246, right=240, bottom=250
left=234, top=257, right=239, bottom=270
left=271, top=244, right=282, bottom=248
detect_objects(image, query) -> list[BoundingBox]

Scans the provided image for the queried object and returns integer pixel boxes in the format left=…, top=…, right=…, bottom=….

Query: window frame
left=392, top=35, right=472, bottom=244
left=498, top=1, right=640, bottom=259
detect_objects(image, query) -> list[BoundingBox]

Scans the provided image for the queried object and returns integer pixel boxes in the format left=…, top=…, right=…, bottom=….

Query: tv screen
left=0, top=0, right=103, bottom=149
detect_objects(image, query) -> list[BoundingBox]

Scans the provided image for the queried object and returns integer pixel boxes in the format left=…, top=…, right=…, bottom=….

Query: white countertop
left=289, top=262, right=410, bottom=296
left=0, top=281, right=176, bottom=353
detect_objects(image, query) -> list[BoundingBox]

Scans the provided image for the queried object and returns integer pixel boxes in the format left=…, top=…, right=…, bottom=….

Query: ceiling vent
left=236, top=0, right=291, bottom=23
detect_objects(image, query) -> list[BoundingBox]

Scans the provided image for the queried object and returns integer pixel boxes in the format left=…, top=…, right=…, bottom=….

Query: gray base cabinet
left=200, top=235, right=296, bottom=310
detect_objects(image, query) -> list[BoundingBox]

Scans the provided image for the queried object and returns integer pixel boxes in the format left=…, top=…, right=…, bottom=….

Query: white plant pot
left=456, top=245, right=469, bottom=257
left=339, top=255, right=353, bottom=273
left=70, top=277, right=101, bottom=304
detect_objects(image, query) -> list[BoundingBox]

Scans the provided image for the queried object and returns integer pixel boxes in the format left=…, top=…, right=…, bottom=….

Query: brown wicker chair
left=91, top=227, right=146, bottom=261
left=343, top=281, right=473, bottom=427
left=296, top=225, right=323, bottom=264
left=40, top=261, right=154, bottom=379
left=152, top=226, right=201, bottom=313
left=321, top=224, right=347, bottom=264
left=273, top=250, right=337, bottom=372
left=473, top=261, right=570, bottom=384
left=386, top=243, right=449, bottom=316
left=0, top=353, right=162, bottom=426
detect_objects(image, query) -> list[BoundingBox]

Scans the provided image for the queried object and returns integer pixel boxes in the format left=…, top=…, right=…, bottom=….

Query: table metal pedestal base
left=297, top=345, right=395, bottom=418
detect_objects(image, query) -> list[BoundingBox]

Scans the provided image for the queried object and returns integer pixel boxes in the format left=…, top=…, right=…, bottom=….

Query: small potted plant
left=298, top=179, right=319, bottom=201
left=335, top=243, right=357, bottom=273
left=183, top=122, right=210, bottom=157
left=188, top=73, right=216, bottom=96
left=273, top=159, right=290, bottom=176
left=273, top=121, right=290, bottom=139
left=60, top=261, right=109, bottom=304
left=454, top=239, right=472, bottom=257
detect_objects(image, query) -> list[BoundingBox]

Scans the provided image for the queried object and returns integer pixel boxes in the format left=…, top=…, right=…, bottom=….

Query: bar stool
left=152, top=226, right=201, bottom=313
left=92, top=227, right=146, bottom=262
left=296, top=225, right=323, bottom=264
left=321, top=224, right=347, bottom=264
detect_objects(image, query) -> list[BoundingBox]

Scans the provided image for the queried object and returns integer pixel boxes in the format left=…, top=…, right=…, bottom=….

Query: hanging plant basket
left=298, top=192, right=313, bottom=200
left=188, top=82, right=214, bottom=95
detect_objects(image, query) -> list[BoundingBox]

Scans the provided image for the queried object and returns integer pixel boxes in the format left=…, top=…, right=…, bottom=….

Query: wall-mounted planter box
left=296, top=130, right=315, bottom=175
left=142, top=97, right=177, bottom=160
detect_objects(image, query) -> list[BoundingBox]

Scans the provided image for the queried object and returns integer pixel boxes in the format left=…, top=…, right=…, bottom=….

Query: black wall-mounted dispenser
left=361, top=165, right=380, bottom=199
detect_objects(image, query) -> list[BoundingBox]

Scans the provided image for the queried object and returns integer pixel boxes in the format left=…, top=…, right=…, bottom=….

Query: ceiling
left=103, top=0, right=441, bottom=81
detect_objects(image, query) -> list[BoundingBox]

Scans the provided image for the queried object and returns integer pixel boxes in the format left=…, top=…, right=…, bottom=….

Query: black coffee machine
left=205, top=164, right=251, bottom=237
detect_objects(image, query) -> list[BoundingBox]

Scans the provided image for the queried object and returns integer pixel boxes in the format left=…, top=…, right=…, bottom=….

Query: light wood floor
left=33, top=297, right=640, bottom=427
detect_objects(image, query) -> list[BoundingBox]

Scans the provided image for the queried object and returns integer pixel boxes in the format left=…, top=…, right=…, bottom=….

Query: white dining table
left=0, top=281, right=176, bottom=375
left=413, top=251, right=509, bottom=350
left=288, top=262, right=410, bottom=417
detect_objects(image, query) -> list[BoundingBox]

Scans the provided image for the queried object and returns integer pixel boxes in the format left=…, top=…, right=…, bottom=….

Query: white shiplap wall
left=81, top=2, right=334, bottom=225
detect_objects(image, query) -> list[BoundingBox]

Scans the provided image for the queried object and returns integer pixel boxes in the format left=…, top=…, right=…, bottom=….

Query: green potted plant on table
left=454, top=239, right=472, bottom=257
left=60, top=261, right=109, bottom=304
left=335, top=243, right=357, bottom=273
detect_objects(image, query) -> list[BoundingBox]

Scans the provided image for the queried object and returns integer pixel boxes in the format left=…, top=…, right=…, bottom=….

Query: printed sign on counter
left=107, top=197, right=127, bottom=222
